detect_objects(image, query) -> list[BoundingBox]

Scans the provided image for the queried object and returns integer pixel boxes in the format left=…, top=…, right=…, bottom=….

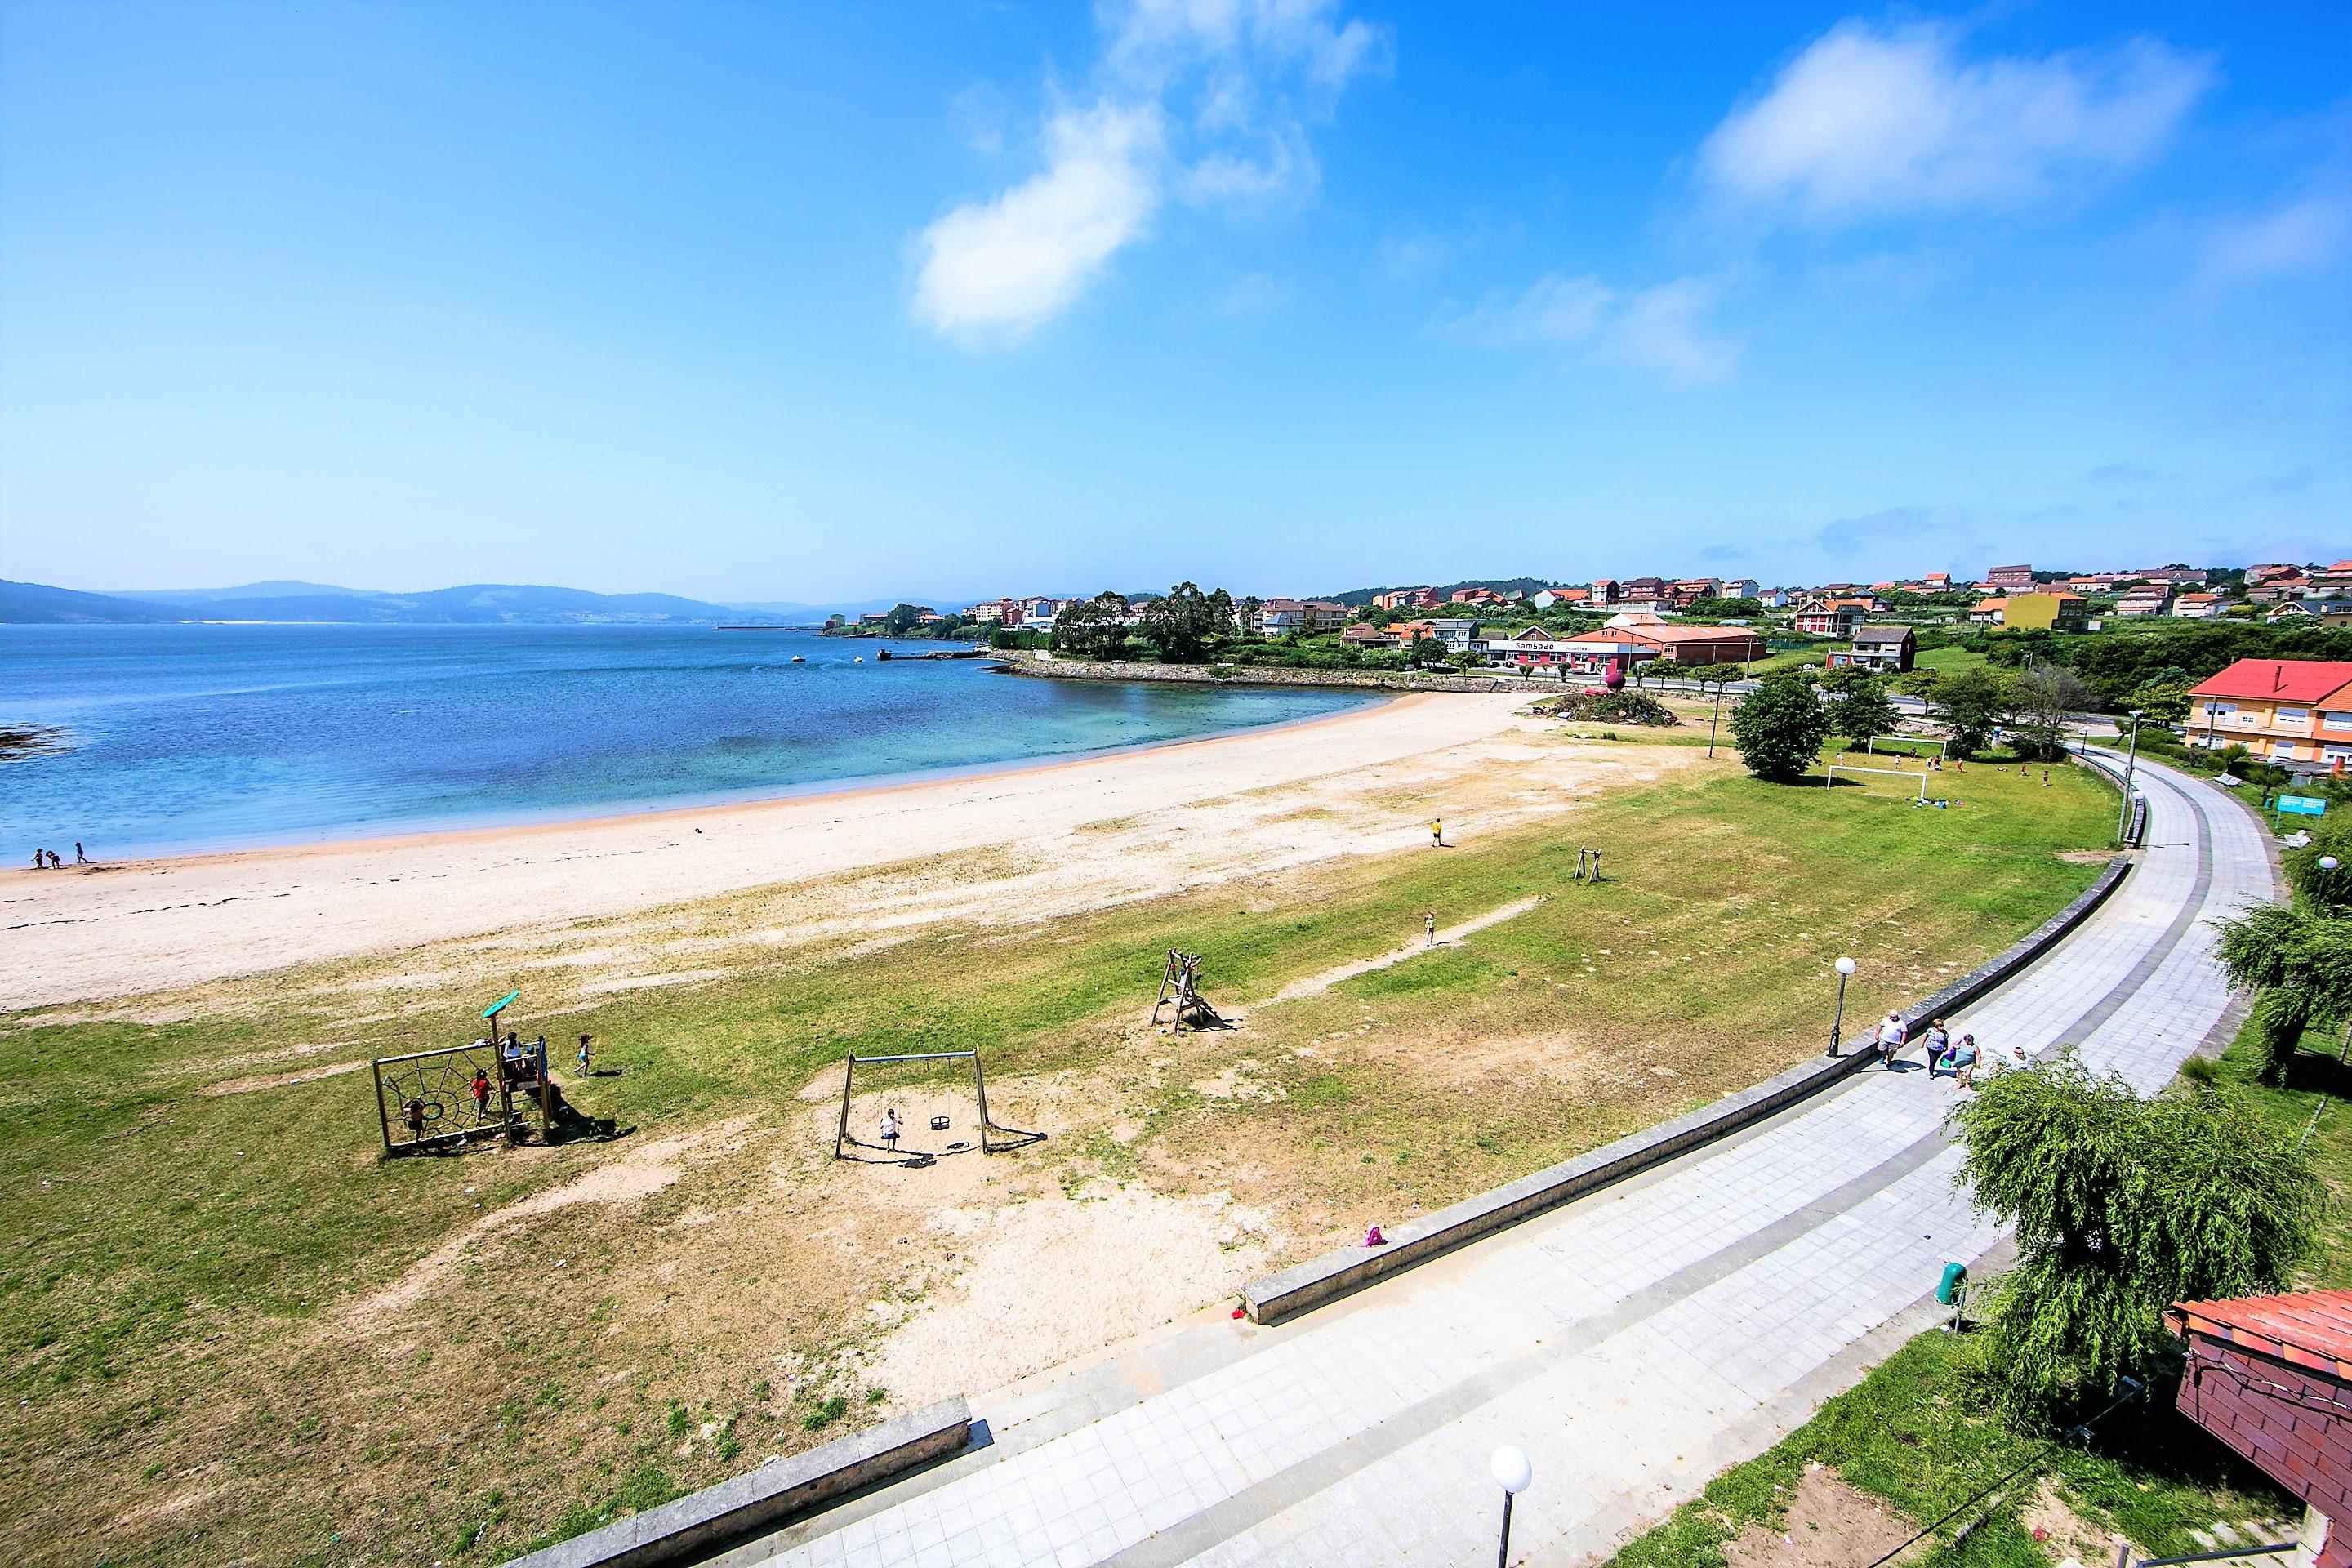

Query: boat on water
left=791, top=654, right=804, bottom=662
left=853, top=656, right=863, bottom=663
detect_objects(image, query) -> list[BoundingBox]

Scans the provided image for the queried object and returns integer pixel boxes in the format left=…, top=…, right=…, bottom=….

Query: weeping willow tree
left=2212, top=902, right=2352, bottom=1081
left=1954, top=1060, right=2323, bottom=1425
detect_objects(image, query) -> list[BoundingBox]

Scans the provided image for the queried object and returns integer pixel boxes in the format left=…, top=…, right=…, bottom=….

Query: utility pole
left=2118, top=710, right=2142, bottom=844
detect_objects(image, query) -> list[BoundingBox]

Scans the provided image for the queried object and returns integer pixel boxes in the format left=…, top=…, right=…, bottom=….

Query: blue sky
left=2, top=2, right=2345, bottom=604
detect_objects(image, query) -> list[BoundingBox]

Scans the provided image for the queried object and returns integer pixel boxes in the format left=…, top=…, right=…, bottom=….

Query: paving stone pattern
left=740, top=755, right=2268, bottom=1568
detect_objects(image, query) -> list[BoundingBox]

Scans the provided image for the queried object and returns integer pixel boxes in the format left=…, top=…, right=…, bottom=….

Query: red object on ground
left=1231, top=1307, right=1245, bottom=1319
left=1365, top=1226, right=1387, bottom=1247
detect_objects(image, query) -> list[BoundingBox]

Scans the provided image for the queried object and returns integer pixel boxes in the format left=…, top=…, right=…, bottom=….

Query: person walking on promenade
left=1949, top=1034, right=1980, bottom=1089
left=1922, top=1018, right=1950, bottom=1076
left=1876, top=1011, right=1908, bottom=1067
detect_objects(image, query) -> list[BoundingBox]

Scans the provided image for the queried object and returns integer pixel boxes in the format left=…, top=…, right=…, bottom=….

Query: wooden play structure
left=1151, top=948, right=1227, bottom=1031
left=832, top=1048, right=1042, bottom=1162
left=372, top=991, right=610, bottom=1156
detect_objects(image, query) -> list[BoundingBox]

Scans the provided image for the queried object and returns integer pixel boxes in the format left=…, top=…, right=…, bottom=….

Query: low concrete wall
left=992, top=654, right=1552, bottom=694
left=1242, top=854, right=2132, bottom=1325
left=507, top=1398, right=970, bottom=1568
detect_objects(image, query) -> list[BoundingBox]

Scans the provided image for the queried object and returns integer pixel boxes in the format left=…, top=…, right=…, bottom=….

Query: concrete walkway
left=730, top=755, right=2268, bottom=1568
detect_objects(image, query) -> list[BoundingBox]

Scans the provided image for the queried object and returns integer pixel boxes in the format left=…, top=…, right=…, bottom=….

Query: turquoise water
left=0, top=626, right=1380, bottom=858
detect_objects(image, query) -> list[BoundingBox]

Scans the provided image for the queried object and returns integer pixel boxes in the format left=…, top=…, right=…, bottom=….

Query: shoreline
left=991, top=651, right=1566, bottom=694
left=18, top=687, right=1395, bottom=868
left=0, top=692, right=1548, bottom=1009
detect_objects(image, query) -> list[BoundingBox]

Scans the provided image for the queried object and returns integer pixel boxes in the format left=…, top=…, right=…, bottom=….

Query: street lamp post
left=2118, top=710, right=2143, bottom=844
left=2318, top=856, right=2340, bottom=915
left=1490, top=1446, right=1533, bottom=1568
left=1829, top=956, right=1858, bottom=1057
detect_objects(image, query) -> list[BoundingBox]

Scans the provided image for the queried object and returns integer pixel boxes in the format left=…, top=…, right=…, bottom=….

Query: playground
left=0, top=724, right=2121, bottom=1566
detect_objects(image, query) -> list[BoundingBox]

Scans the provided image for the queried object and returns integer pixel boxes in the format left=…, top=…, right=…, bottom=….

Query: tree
left=1936, top=667, right=2012, bottom=757
left=1138, top=582, right=1236, bottom=664
left=1729, top=676, right=1833, bottom=782
left=2011, top=666, right=2096, bottom=760
left=2213, top=902, right=2352, bottom=1080
left=1050, top=592, right=1131, bottom=660
left=1826, top=677, right=1900, bottom=746
left=1954, top=1061, right=2322, bottom=1423
left=2127, top=680, right=2192, bottom=726
left=880, top=602, right=933, bottom=636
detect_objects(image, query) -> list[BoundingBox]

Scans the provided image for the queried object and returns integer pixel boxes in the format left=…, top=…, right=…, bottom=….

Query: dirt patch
left=1724, top=1466, right=1915, bottom=1568
left=864, top=1183, right=1277, bottom=1405
left=2020, top=1477, right=2125, bottom=1566
left=340, top=1120, right=747, bottom=1331
left=2056, top=849, right=2116, bottom=865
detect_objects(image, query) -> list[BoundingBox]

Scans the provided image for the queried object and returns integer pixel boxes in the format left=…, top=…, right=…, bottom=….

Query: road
left=723, top=752, right=2268, bottom=1568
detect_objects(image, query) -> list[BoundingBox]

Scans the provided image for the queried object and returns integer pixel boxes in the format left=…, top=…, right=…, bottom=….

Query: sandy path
left=0, top=693, right=1545, bottom=1009
left=1260, top=894, right=1544, bottom=1004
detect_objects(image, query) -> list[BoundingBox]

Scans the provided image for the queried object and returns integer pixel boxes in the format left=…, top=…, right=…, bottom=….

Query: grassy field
left=2194, top=1021, right=2352, bottom=1290
left=0, top=746, right=2115, bottom=1565
left=1918, top=645, right=1991, bottom=675
left=1603, top=1331, right=2296, bottom=1568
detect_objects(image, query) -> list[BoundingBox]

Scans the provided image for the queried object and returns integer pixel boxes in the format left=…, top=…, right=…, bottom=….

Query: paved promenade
left=730, top=755, right=2268, bottom=1568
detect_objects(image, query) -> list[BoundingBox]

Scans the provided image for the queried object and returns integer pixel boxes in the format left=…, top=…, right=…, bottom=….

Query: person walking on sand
left=30, top=849, right=43, bottom=871
left=1430, top=818, right=1444, bottom=848
left=880, top=1107, right=901, bottom=1153
left=1424, top=912, right=1437, bottom=947
left=74, top=842, right=87, bottom=865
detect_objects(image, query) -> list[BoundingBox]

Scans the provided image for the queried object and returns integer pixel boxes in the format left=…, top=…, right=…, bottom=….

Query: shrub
left=1544, top=690, right=1679, bottom=726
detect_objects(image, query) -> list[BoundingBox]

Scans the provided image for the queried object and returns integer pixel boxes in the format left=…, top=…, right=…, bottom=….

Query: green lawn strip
left=2189, top=1020, right=2352, bottom=1289
left=1918, top=647, right=1991, bottom=675
left=1604, top=1332, right=2296, bottom=1568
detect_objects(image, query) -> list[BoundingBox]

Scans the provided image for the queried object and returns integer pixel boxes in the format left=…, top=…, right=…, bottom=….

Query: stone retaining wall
left=990, top=654, right=1553, bottom=694
left=507, top=1398, right=970, bottom=1568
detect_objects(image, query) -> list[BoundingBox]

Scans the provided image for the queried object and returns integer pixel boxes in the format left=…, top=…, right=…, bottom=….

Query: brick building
left=2166, top=1291, right=2352, bottom=1568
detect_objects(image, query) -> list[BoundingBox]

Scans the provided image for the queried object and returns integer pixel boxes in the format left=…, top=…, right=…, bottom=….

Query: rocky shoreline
left=988, top=653, right=1570, bottom=694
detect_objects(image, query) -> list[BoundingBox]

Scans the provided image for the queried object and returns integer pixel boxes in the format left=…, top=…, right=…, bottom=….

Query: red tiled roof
left=2189, top=659, right=2352, bottom=703
left=2167, top=1290, right=2352, bottom=1380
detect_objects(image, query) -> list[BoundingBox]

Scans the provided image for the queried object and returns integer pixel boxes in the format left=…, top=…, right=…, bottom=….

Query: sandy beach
left=1, top=691, right=1682, bottom=1011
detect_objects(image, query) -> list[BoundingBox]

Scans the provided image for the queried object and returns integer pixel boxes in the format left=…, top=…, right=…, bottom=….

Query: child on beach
left=880, top=1108, right=901, bottom=1153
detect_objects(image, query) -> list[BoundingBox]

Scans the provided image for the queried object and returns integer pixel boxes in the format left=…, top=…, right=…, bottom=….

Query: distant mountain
left=1316, top=576, right=1557, bottom=607
left=1, top=579, right=782, bottom=626
left=0, top=579, right=176, bottom=624
left=724, top=596, right=977, bottom=621
left=107, top=580, right=381, bottom=604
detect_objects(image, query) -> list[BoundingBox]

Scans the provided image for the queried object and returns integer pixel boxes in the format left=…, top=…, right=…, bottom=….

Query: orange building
left=2189, top=660, right=2352, bottom=769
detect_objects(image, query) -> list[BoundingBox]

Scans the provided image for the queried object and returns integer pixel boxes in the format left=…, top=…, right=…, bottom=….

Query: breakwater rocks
left=990, top=654, right=1552, bottom=694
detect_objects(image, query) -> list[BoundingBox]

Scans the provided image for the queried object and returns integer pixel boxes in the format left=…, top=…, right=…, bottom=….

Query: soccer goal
left=832, top=1049, right=1044, bottom=1162
left=1824, top=760, right=1930, bottom=804
left=1867, top=735, right=1949, bottom=760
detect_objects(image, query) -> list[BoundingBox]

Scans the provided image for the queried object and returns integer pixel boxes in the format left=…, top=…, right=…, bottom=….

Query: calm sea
left=0, top=626, right=1381, bottom=859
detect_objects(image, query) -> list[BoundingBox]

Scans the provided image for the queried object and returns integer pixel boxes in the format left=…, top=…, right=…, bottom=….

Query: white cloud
left=1701, top=22, right=2212, bottom=223
left=912, top=102, right=1164, bottom=345
left=2199, top=185, right=2352, bottom=287
left=1437, top=274, right=1738, bottom=385
left=912, top=0, right=1386, bottom=345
